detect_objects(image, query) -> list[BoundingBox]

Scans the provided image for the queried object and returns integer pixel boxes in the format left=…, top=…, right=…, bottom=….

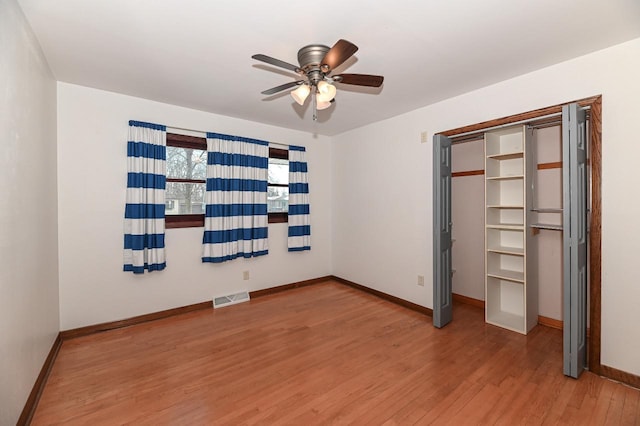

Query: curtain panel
left=288, top=145, right=311, bottom=251
left=123, top=120, right=167, bottom=273
left=202, top=133, right=269, bottom=263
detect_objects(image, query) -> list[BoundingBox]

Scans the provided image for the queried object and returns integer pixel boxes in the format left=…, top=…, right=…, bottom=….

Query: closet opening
left=432, top=96, right=602, bottom=379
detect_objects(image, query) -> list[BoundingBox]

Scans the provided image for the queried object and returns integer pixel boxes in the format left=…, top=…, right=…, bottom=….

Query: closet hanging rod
left=449, top=112, right=561, bottom=144
left=449, top=107, right=591, bottom=144
left=529, top=120, right=562, bottom=130
left=165, top=125, right=289, bottom=148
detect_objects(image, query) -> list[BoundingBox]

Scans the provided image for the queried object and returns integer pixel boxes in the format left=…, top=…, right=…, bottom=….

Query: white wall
left=57, top=83, right=332, bottom=330
left=451, top=139, right=485, bottom=301
left=332, top=38, right=640, bottom=376
left=0, top=0, right=59, bottom=423
left=535, top=126, right=563, bottom=321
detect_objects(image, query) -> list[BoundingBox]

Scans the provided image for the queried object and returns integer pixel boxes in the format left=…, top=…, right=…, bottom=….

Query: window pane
left=268, top=158, right=289, bottom=185
left=268, top=186, right=289, bottom=213
left=167, top=147, right=207, bottom=180
left=166, top=182, right=206, bottom=214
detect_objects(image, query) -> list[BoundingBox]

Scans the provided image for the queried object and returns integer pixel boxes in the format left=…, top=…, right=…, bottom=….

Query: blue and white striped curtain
left=123, top=120, right=167, bottom=273
left=202, top=133, right=269, bottom=263
left=288, top=145, right=311, bottom=251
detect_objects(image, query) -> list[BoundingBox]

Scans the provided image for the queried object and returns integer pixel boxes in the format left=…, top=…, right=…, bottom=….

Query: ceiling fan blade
left=321, top=39, right=358, bottom=71
left=334, top=74, right=384, bottom=87
left=252, top=54, right=300, bottom=73
left=261, top=80, right=304, bottom=95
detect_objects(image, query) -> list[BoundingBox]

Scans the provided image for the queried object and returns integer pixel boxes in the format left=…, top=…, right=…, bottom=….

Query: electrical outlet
left=243, top=270, right=250, bottom=280
left=417, top=275, right=425, bottom=286
left=420, top=131, right=428, bottom=144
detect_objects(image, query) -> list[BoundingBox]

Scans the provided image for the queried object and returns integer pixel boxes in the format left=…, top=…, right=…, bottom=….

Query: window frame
left=165, top=134, right=288, bottom=228
left=268, top=147, right=289, bottom=224
left=165, top=133, right=207, bottom=229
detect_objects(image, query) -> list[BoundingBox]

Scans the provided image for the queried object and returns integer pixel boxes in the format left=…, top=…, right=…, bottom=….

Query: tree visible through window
left=268, top=148, right=289, bottom=223
left=166, top=148, right=206, bottom=213
left=165, top=133, right=207, bottom=228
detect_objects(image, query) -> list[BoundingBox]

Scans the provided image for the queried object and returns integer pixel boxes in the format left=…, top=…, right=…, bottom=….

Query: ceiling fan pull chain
left=312, top=90, right=318, bottom=121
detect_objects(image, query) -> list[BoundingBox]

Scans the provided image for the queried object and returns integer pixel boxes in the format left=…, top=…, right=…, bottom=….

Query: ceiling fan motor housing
left=297, top=44, right=330, bottom=83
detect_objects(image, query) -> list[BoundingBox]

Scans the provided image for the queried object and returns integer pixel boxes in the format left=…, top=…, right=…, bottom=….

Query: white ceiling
left=17, top=0, right=640, bottom=136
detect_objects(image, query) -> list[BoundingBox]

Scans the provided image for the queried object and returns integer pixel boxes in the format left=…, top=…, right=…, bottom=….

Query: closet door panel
left=562, top=103, right=588, bottom=379
left=433, top=134, right=453, bottom=328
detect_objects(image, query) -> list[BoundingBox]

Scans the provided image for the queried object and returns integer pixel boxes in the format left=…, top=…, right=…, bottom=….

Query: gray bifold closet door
left=562, top=103, right=588, bottom=379
left=433, top=134, right=453, bottom=328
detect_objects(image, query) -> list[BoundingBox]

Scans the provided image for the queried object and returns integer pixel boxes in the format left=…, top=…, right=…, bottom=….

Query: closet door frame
left=435, top=95, right=603, bottom=376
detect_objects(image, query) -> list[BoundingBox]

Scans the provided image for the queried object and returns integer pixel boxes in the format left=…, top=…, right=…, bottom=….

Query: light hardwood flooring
left=32, top=281, right=639, bottom=425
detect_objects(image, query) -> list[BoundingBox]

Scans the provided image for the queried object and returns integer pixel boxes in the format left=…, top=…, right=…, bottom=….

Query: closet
left=433, top=100, right=596, bottom=378
left=450, top=124, right=563, bottom=335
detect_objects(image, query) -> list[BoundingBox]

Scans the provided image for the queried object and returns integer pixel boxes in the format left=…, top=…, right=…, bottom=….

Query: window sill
left=166, top=215, right=204, bottom=229
left=269, top=212, right=288, bottom=223
left=166, top=213, right=288, bottom=229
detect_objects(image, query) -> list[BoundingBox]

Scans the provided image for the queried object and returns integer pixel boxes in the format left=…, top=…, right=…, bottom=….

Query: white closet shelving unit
left=484, top=125, right=538, bottom=334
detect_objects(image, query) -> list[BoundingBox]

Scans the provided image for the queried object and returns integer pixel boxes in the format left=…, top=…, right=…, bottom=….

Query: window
left=165, top=133, right=207, bottom=228
left=165, top=134, right=288, bottom=228
left=268, top=148, right=289, bottom=223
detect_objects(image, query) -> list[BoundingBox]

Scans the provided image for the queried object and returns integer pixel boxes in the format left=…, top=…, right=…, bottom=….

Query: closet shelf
left=487, top=245, right=524, bottom=256
left=486, top=311, right=525, bottom=333
left=487, top=221, right=524, bottom=228
left=486, top=224, right=524, bottom=231
left=530, top=223, right=563, bottom=231
left=486, top=152, right=524, bottom=160
left=487, top=268, right=525, bottom=283
left=487, top=205, right=523, bottom=209
left=531, top=208, right=563, bottom=213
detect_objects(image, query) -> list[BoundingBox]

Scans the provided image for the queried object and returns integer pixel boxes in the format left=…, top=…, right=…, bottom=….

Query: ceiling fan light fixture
left=316, top=80, right=337, bottom=103
left=316, top=98, right=332, bottom=110
left=291, top=84, right=310, bottom=105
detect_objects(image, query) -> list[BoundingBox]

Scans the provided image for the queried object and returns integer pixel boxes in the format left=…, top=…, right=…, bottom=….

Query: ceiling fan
left=252, top=39, right=384, bottom=121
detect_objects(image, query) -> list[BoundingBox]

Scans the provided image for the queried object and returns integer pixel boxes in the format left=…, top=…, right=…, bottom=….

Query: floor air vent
left=213, top=291, right=250, bottom=309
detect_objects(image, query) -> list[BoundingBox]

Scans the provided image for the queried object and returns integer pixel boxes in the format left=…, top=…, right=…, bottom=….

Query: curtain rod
left=165, top=125, right=289, bottom=148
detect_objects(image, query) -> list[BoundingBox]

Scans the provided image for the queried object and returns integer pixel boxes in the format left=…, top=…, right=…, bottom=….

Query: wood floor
left=33, top=281, right=639, bottom=425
